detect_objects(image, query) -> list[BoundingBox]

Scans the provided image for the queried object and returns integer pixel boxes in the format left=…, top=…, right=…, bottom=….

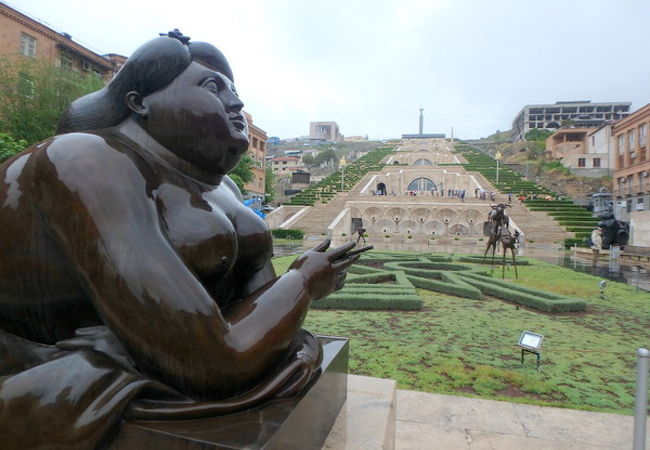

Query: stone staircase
left=507, top=203, right=574, bottom=244
left=290, top=195, right=350, bottom=237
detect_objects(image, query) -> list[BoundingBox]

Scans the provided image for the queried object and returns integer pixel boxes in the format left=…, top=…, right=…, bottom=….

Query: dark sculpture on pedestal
left=0, top=31, right=359, bottom=449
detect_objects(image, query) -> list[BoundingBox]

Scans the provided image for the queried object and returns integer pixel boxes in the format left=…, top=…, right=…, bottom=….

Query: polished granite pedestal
left=109, top=336, right=349, bottom=449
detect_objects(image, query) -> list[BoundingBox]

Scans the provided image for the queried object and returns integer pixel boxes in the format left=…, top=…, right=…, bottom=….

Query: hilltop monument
left=402, top=107, right=446, bottom=139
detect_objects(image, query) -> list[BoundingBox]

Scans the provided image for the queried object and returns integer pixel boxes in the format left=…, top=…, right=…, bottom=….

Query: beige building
left=309, top=121, right=343, bottom=142
left=0, top=2, right=123, bottom=80
left=612, top=104, right=650, bottom=237
left=545, top=127, right=611, bottom=177
left=243, top=112, right=268, bottom=198
left=269, top=156, right=305, bottom=174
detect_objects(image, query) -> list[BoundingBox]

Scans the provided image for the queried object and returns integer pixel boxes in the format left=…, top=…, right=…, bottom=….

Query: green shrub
left=458, top=273, right=586, bottom=312
left=0, top=132, right=27, bottom=163
left=271, top=228, right=304, bottom=240
left=313, top=293, right=422, bottom=310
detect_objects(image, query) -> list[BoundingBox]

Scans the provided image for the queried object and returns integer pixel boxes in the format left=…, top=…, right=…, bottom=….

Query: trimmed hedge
left=406, top=273, right=482, bottom=299
left=271, top=228, right=304, bottom=239
left=458, top=272, right=586, bottom=312
left=456, top=255, right=531, bottom=265
left=312, top=294, right=422, bottom=310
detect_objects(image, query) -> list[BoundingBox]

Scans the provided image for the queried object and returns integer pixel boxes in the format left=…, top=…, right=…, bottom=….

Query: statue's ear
left=125, top=91, right=148, bottom=118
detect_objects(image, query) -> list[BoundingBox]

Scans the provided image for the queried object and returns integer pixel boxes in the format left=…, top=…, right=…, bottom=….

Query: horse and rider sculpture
left=483, top=203, right=520, bottom=279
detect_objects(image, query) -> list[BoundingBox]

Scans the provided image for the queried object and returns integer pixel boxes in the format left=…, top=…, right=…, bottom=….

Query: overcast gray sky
left=9, top=0, right=650, bottom=140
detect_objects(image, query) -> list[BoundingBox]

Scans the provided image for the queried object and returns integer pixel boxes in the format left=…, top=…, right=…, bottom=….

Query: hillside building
left=512, top=101, right=631, bottom=142
left=269, top=156, right=305, bottom=174
left=309, top=121, right=343, bottom=142
left=545, top=124, right=613, bottom=177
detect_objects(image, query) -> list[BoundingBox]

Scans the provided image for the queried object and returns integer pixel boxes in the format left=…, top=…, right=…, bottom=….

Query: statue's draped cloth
left=0, top=327, right=172, bottom=449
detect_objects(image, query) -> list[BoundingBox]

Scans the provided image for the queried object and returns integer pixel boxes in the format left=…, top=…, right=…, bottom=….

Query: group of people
left=474, top=188, right=497, bottom=201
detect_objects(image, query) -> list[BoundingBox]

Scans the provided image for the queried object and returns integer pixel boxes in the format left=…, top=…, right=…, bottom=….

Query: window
left=578, top=158, right=586, bottom=167
left=617, top=134, right=625, bottom=154
left=413, top=159, right=432, bottom=166
left=20, top=33, right=36, bottom=57
left=60, top=52, right=72, bottom=69
left=406, top=177, right=436, bottom=192
left=593, top=158, right=601, bottom=168
left=628, top=130, right=635, bottom=148
left=640, top=124, right=647, bottom=147
left=591, top=136, right=595, bottom=147
left=636, top=198, right=645, bottom=211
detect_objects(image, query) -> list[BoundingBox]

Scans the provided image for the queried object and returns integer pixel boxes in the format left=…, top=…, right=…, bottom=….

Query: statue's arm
left=33, top=137, right=318, bottom=397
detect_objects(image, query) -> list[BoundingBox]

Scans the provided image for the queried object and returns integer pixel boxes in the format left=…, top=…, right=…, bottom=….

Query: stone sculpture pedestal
left=109, top=336, right=349, bottom=449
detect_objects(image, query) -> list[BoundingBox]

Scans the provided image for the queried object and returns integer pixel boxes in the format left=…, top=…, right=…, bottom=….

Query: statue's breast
left=156, top=183, right=236, bottom=277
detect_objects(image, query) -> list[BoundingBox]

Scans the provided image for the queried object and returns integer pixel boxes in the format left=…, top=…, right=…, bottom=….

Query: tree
left=229, top=155, right=254, bottom=193
left=524, top=129, right=553, bottom=142
left=0, top=57, right=104, bottom=145
left=264, top=167, right=275, bottom=203
left=314, top=149, right=336, bottom=166
left=0, top=132, right=27, bottom=164
left=301, top=154, right=314, bottom=167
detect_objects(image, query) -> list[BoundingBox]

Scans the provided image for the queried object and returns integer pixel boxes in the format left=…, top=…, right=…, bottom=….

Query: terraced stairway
left=285, top=147, right=394, bottom=206
left=524, top=199, right=598, bottom=244
left=288, top=195, right=350, bottom=236
left=453, top=144, right=553, bottom=196
left=506, top=203, right=575, bottom=244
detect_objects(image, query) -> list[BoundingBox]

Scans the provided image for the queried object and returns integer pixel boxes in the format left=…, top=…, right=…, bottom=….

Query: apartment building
left=243, top=112, right=268, bottom=199
left=0, top=2, right=123, bottom=80
left=612, top=104, right=650, bottom=243
left=512, top=100, right=631, bottom=142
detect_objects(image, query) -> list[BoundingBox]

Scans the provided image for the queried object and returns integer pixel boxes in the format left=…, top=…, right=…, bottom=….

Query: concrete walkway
left=395, top=389, right=649, bottom=449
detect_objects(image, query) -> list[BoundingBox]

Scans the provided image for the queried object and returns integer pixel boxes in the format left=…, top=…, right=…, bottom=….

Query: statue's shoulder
left=41, top=131, right=138, bottom=168
left=221, top=175, right=243, bottom=201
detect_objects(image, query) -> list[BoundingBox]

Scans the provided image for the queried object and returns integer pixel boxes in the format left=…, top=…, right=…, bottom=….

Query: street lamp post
left=495, top=151, right=502, bottom=185
left=340, top=165, right=345, bottom=191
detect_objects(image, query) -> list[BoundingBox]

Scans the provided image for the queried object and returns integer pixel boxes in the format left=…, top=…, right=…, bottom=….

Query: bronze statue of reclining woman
left=0, top=31, right=360, bottom=449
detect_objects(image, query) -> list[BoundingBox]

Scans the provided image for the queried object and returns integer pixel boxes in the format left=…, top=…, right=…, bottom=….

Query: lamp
left=599, top=280, right=607, bottom=299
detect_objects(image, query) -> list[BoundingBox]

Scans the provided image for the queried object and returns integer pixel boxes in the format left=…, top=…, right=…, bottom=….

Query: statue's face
left=141, top=61, right=249, bottom=176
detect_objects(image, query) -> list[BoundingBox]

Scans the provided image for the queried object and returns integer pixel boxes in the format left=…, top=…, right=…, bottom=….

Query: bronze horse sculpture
left=0, top=31, right=362, bottom=449
left=483, top=203, right=519, bottom=278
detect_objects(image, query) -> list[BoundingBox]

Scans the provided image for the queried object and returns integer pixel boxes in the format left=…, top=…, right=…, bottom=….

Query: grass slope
left=272, top=253, right=649, bottom=414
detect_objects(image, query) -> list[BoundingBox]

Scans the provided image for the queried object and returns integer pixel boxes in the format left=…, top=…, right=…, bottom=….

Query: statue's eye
left=202, top=79, right=220, bottom=92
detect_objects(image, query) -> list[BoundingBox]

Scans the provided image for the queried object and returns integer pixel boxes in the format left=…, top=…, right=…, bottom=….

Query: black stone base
left=109, top=336, right=349, bottom=449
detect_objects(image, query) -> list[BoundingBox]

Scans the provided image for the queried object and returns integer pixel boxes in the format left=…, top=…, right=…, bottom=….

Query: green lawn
left=272, top=253, right=650, bottom=415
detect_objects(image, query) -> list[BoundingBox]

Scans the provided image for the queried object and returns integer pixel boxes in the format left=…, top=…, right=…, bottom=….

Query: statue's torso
left=0, top=133, right=272, bottom=343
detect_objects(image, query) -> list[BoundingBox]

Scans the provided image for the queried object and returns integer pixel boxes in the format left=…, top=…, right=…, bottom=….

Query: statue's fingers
left=311, top=239, right=331, bottom=253
left=332, top=253, right=360, bottom=270
left=327, top=242, right=356, bottom=261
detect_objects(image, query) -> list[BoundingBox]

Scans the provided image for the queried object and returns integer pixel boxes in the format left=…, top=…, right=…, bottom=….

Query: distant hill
left=470, top=129, right=513, bottom=143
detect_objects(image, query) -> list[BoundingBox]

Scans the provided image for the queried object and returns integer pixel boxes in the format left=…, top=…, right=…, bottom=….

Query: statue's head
left=58, top=31, right=249, bottom=176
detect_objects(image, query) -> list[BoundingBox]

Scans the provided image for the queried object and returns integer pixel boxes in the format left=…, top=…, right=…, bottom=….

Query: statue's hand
left=289, top=239, right=359, bottom=299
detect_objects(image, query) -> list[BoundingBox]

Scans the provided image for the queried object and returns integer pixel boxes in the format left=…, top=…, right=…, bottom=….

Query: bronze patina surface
left=0, top=31, right=358, bottom=449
